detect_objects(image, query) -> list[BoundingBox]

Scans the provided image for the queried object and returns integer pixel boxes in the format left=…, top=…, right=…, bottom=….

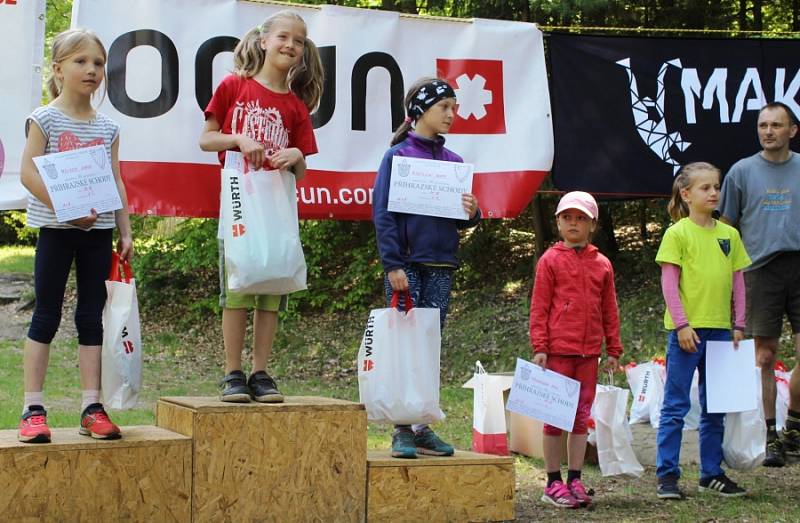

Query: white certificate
left=33, top=145, right=122, bottom=222
left=506, top=357, right=580, bottom=432
left=705, top=339, right=757, bottom=413
left=387, top=156, right=473, bottom=220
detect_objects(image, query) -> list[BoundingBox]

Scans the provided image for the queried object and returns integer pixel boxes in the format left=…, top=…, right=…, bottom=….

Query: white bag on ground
left=101, top=253, right=142, bottom=410
left=467, top=361, right=510, bottom=455
left=357, top=291, right=444, bottom=425
left=723, top=369, right=766, bottom=470
left=626, top=362, right=655, bottom=424
left=220, top=152, right=306, bottom=295
left=593, top=376, right=644, bottom=478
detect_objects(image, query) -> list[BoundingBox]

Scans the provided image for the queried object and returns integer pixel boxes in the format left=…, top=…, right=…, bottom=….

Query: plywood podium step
left=0, top=425, right=192, bottom=522
left=366, top=449, right=515, bottom=522
left=156, top=396, right=367, bottom=523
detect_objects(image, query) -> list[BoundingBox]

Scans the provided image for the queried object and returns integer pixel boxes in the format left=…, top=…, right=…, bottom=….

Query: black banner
left=549, top=34, right=800, bottom=196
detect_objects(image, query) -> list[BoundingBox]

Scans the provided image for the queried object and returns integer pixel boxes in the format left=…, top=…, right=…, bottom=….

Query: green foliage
left=0, top=211, right=37, bottom=246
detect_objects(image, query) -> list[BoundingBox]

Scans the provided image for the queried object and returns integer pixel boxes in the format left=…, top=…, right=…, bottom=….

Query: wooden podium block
left=157, top=396, right=367, bottom=523
left=0, top=425, right=192, bottom=523
left=366, top=449, right=515, bottom=523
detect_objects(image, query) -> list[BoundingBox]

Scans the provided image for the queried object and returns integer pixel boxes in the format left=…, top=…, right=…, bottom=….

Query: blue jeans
left=656, top=328, right=730, bottom=481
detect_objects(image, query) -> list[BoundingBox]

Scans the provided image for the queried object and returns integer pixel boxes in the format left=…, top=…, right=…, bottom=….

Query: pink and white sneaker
left=541, top=480, right=580, bottom=509
left=568, top=478, right=593, bottom=507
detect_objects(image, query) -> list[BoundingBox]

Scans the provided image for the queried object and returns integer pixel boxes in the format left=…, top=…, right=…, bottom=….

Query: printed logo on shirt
left=436, top=59, right=506, bottom=134
left=761, top=188, right=791, bottom=212
left=58, top=131, right=103, bottom=152
left=230, top=101, right=289, bottom=157
left=717, top=238, right=730, bottom=256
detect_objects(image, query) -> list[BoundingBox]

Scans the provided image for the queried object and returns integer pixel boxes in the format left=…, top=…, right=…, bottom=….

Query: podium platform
left=0, top=425, right=191, bottom=522
left=156, top=396, right=367, bottom=523
left=366, top=449, right=515, bottom=523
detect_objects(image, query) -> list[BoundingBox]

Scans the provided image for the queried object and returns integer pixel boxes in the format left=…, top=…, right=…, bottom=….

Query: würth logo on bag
left=123, top=340, right=135, bottom=354
left=362, top=359, right=374, bottom=372
left=229, top=172, right=244, bottom=235
left=361, top=313, right=375, bottom=372
left=437, top=59, right=506, bottom=134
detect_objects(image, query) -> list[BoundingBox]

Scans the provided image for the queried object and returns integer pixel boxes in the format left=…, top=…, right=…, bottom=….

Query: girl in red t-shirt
left=199, top=10, right=323, bottom=403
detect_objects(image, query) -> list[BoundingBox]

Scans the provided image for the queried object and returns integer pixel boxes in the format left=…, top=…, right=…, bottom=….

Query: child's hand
left=732, top=329, right=744, bottom=349
left=677, top=325, right=699, bottom=353
left=462, top=193, right=479, bottom=218
left=269, top=148, right=303, bottom=171
left=387, top=269, right=408, bottom=291
left=68, top=208, right=98, bottom=230
left=117, top=234, right=134, bottom=262
left=533, top=353, right=547, bottom=369
left=605, top=356, right=620, bottom=373
left=236, top=135, right=265, bottom=170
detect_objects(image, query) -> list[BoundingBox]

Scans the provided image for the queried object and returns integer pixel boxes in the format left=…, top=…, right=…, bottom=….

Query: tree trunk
left=753, top=0, right=763, bottom=31
left=530, top=194, right=547, bottom=260
left=738, top=0, right=748, bottom=30
left=794, top=0, right=800, bottom=31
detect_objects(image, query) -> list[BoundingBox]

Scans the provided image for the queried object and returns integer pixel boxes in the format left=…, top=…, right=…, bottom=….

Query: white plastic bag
left=220, top=152, right=306, bottom=295
left=101, top=253, right=142, bottom=410
left=357, top=291, right=444, bottom=425
left=469, top=361, right=510, bottom=455
left=626, top=361, right=666, bottom=427
left=775, top=366, right=792, bottom=431
left=593, top=375, right=644, bottom=478
left=723, top=369, right=766, bottom=470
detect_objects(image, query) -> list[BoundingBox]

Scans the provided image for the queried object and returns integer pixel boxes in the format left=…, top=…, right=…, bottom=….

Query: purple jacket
left=372, top=132, right=481, bottom=272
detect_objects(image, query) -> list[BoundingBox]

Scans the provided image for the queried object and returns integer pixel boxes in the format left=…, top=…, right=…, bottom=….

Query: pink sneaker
left=568, top=478, right=592, bottom=507
left=541, top=480, right=580, bottom=509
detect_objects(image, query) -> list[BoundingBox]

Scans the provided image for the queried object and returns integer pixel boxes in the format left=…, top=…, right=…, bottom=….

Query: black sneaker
left=219, top=370, right=250, bottom=402
left=698, top=474, right=747, bottom=497
left=763, top=435, right=786, bottom=467
left=781, top=427, right=800, bottom=460
left=247, top=371, right=284, bottom=403
left=657, top=474, right=684, bottom=500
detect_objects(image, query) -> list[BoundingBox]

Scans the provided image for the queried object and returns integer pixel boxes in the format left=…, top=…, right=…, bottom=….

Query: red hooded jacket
left=529, top=242, right=623, bottom=358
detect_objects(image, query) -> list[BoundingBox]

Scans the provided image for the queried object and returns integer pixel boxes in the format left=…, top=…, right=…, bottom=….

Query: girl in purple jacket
left=372, top=77, right=480, bottom=459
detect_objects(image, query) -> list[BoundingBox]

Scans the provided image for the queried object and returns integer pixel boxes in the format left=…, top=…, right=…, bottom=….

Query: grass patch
left=0, top=245, right=34, bottom=274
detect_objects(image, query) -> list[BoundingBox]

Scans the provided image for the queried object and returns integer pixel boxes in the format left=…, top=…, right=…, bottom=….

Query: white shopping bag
left=775, top=364, right=792, bottom=431
left=723, top=368, right=766, bottom=470
left=463, top=361, right=511, bottom=455
left=357, top=291, right=444, bottom=425
left=101, top=253, right=142, bottom=410
left=593, top=374, right=644, bottom=478
left=220, top=152, right=306, bottom=295
left=626, top=360, right=666, bottom=427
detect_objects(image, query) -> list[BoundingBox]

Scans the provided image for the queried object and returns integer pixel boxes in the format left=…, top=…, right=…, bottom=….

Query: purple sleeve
left=733, top=270, right=746, bottom=331
left=661, top=263, right=689, bottom=330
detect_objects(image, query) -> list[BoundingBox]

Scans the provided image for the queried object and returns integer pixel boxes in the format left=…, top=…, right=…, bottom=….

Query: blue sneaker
left=391, top=429, right=417, bottom=459
left=414, top=428, right=454, bottom=456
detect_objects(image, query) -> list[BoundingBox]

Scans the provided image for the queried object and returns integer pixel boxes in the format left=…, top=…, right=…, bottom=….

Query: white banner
left=73, top=0, right=553, bottom=218
left=0, top=0, right=45, bottom=210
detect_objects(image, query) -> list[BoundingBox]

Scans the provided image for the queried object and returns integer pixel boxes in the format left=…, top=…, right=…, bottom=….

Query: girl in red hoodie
left=530, top=191, right=623, bottom=509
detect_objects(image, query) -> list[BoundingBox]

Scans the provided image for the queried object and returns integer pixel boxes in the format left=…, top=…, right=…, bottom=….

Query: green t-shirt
left=655, top=218, right=751, bottom=330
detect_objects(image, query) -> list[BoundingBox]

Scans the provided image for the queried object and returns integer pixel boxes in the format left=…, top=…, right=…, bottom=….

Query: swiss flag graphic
left=437, top=59, right=506, bottom=134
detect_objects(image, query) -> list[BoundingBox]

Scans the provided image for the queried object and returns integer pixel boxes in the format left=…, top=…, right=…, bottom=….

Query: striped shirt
left=25, top=105, right=119, bottom=229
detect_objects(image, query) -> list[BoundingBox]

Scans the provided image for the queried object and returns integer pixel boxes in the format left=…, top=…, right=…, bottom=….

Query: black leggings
left=27, top=227, right=113, bottom=346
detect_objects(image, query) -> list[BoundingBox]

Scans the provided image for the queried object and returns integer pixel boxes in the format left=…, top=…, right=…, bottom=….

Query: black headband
left=406, top=80, right=456, bottom=121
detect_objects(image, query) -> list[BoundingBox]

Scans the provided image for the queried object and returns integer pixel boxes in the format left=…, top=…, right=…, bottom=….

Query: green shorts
left=218, top=240, right=288, bottom=311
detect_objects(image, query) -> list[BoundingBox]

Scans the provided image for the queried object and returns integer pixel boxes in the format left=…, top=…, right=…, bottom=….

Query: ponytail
left=667, top=161, right=721, bottom=222
left=232, top=27, right=265, bottom=78
left=289, top=37, right=323, bottom=113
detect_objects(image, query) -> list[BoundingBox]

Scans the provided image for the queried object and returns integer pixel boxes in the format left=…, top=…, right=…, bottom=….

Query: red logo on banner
left=437, top=59, right=506, bottom=134
left=232, top=223, right=246, bottom=237
left=362, top=359, right=374, bottom=372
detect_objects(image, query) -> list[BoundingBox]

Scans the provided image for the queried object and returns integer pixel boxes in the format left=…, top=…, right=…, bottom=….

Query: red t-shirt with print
left=204, top=74, right=318, bottom=165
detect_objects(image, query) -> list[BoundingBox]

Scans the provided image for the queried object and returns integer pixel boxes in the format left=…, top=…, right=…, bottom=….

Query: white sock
left=81, top=390, right=101, bottom=412
left=23, top=392, right=44, bottom=414
left=412, top=423, right=428, bottom=433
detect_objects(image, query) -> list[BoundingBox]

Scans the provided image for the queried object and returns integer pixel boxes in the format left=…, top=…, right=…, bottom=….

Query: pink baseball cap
left=555, top=191, right=598, bottom=220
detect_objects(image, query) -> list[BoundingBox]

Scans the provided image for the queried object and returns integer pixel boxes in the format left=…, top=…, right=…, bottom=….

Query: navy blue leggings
left=28, top=227, right=112, bottom=346
left=383, top=263, right=454, bottom=331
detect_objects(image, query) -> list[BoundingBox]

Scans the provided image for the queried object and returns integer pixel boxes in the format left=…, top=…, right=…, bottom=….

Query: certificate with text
left=506, top=358, right=580, bottom=432
left=33, top=145, right=122, bottom=222
left=387, top=156, right=474, bottom=220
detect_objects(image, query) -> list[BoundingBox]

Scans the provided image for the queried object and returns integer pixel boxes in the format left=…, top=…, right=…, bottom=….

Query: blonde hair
left=47, top=28, right=107, bottom=101
left=667, top=162, right=721, bottom=221
left=233, top=10, right=323, bottom=112
left=390, top=76, right=440, bottom=146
